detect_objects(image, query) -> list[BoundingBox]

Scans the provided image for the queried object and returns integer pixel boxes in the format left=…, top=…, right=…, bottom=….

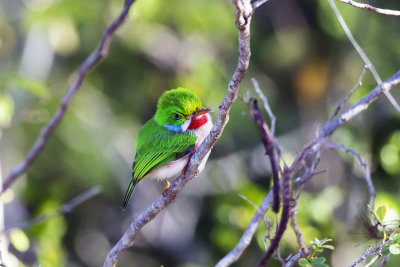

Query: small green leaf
left=321, top=245, right=335, bottom=250
left=376, top=205, right=387, bottom=222
left=393, top=234, right=400, bottom=244
left=312, top=257, right=326, bottom=264
left=312, top=263, right=328, bottom=267
left=382, top=245, right=391, bottom=256
left=299, top=258, right=312, bottom=267
left=389, top=244, right=400, bottom=255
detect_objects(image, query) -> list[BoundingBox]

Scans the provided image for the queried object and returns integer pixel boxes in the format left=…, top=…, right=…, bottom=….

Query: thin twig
left=256, top=166, right=291, bottom=267
left=328, top=0, right=400, bottom=112
left=290, top=204, right=309, bottom=258
left=1, top=0, right=137, bottom=194
left=218, top=68, right=400, bottom=266
left=337, top=0, right=400, bottom=16
left=239, top=193, right=262, bottom=211
left=3, top=186, right=102, bottom=232
left=290, top=147, right=322, bottom=259
left=349, top=224, right=400, bottom=267
left=349, top=246, right=372, bottom=267
left=251, top=78, right=276, bottom=135
left=329, top=66, right=367, bottom=121
left=285, top=238, right=329, bottom=267
left=364, top=253, right=382, bottom=267
left=216, top=188, right=275, bottom=267
left=104, top=1, right=255, bottom=266
left=324, top=142, right=375, bottom=210
left=252, top=0, right=273, bottom=10
left=319, top=69, right=400, bottom=139
left=376, top=253, right=391, bottom=267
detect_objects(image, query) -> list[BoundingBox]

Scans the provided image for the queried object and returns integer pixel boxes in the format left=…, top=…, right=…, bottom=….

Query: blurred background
left=1, top=0, right=400, bottom=266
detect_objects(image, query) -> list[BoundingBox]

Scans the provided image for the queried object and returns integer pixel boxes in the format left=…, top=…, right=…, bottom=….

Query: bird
left=122, top=87, right=213, bottom=210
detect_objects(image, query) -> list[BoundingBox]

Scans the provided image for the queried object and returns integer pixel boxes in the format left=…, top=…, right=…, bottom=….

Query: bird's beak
left=192, top=107, right=212, bottom=117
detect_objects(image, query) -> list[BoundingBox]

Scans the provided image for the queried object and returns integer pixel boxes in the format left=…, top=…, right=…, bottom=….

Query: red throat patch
left=188, top=115, right=208, bottom=130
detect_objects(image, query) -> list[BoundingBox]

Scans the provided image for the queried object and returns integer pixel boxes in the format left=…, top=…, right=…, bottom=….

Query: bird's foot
left=162, top=179, right=171, bottom=196
left=180, top=166, right=187, bottom=177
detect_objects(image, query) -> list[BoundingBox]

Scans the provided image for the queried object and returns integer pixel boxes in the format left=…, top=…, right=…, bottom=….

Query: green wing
left=122, top=118, right=196, bottom=210
left=133, top=119, right=197, bottom=180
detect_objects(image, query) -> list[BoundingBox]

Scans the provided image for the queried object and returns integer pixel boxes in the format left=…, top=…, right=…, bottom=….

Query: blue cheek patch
left=164, top=124, right=182, bottom=132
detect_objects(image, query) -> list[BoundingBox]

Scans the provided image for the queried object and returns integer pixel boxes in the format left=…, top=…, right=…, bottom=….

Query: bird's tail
left=122, top=179, right=137, bottom=211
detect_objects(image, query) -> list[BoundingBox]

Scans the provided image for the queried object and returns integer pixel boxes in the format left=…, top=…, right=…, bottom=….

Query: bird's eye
left=173, top=113, right=181, bottom=120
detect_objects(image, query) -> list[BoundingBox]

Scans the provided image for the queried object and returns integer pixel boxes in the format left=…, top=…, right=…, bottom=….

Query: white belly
left=146, top=156, right=189, bottom=181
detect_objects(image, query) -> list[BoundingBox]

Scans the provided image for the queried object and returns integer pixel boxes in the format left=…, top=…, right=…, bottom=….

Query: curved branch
left=318, top=69, right=400, bottom=139
left=103, top=1, right=255, bottom=266
left=325, top=142, right=375, bottom=209
left=1, top=0, right=137, bottom=194
left=328, top=0, right=400, bottom=112
left=216, top=187, right=274, bottom=267
left=218, top=68, right=400, bottom=266
left=246, top=98, right=280, bottom=213
left=256, top=167, right=291, bottom=267
left=349, top=224, right=400, bottom=267
left=3, top=186, right=101, bottom=233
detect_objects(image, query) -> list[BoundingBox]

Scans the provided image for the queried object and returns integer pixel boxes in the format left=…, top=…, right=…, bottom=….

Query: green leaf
left=312, top=257, right=326, bottom=263
left=299, top=258, right=312, bottom=267
left=321, top=245, right=335, bottom=250
left=382, top=244, right=391, bottom=256
left=312, top=263, right=328, bottom=267
left=376, top=205, right=387, bottom=222
left=389, top=244, right=400, bottom=255
left=393, top=234, right=400, bottom=244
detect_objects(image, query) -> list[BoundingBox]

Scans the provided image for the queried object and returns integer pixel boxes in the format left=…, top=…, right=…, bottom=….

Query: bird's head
left=155, top=87, right=211, bottom=132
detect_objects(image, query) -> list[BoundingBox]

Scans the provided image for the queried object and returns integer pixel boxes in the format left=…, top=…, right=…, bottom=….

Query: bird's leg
left=162, top=179, right=171, bottom=196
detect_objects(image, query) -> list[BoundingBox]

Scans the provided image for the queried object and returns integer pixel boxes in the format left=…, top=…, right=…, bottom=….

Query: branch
left=217, top=68, right=400, bottom=266
left=0, top=0, right=137, bottom=195
left=376, top=253, right=391, bottom=267
left=246, top=98, right=280, bottom=212
left=3, top=186, right=101, bottom=233
left=251, top=78, right=276, bottom=135
left=349, top=224, right=400, bottom=267
left=328, top=66, right=367, bottom=122
left=103, top=1, right=255, bottom=266
left=240, top=68, right=400, bottom=265
left=256, top=166, right=291, bottom=267
left=318, top=69, right=400, bottom=140
left=328, top=0, right=400, bottom=112
left=324, top=142, right=375, bottom=209
left=216, top=189, right=275, bottom=267
left=252, top=0, right=273, bottom=10
left=337, top=0, right=400, bottom=16
left=290, top=203, right=309, bottom=258
left=285, top=238, right=329, bottom=267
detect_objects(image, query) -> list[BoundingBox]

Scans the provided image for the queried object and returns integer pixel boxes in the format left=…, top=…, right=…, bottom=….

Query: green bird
left=122, top=87, right=213, bottom=210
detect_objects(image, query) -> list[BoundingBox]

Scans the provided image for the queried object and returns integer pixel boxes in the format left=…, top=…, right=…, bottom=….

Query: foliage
left=298, top=239, right=334, bottom=267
